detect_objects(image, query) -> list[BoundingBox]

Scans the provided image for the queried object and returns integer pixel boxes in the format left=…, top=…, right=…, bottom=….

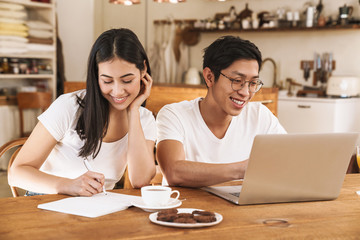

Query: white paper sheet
left=38, top=192, right=141, bottom=218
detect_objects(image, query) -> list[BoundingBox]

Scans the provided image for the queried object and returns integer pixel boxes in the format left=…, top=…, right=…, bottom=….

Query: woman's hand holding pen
left=58, top=171, right=105, bottom=197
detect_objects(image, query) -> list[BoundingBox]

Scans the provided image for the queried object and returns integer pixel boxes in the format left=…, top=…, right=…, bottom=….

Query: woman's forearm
left=126, top=110, right=156, bottom=188
left=9, top=164, right=67, bottom=194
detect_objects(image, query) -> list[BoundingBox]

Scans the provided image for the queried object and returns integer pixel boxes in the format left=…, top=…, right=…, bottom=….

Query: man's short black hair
left=202, top=36, right=262, bottom=81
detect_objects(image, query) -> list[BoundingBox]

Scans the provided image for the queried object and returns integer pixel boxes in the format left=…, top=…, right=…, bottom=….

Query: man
left=156, top=36, right=286, bottom=187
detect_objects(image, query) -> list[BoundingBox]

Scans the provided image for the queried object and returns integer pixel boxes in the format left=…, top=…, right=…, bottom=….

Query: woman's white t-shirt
left=156, top=97, right=286, bottom=164
left=38, top=90, right=156, bottom=190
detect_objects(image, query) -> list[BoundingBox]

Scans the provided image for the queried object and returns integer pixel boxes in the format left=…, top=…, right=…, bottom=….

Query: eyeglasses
left=220, top=72, right=264, bottom=93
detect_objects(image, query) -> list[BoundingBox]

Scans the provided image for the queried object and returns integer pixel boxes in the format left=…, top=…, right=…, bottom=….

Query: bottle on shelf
left=2, top=58, right=10, bottom=74
left=31, top=59, right=38, bottom=74
left=10, top=59, right=20, bottom=74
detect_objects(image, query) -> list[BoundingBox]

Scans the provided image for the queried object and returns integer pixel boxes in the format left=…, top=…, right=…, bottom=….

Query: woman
left=8, top=28, right=156, bottom=196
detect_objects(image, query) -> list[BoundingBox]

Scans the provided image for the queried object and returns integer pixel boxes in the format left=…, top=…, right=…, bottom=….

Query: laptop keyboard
left=230, top=192, right=240, bottom=197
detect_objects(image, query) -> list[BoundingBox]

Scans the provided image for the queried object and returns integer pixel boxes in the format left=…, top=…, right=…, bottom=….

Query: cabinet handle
left=253, top=100, right=273, bottom=104
left=297, top=105, right=311, bottom=108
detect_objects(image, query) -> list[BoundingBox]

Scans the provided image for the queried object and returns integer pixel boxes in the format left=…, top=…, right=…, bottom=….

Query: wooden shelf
left=0, top=74, right=53, bottom=79
left=0, top=52, right=54, bottom=59
left=0, top=0, right=54, bottom=9
left=192, top=24, right=360, bottom=33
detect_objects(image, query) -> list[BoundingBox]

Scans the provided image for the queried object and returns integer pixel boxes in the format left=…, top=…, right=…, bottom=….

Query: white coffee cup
left=141, top=186, right=180, bottom=206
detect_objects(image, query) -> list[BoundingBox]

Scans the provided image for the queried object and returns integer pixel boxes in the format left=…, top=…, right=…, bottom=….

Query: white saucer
left=131, top=198, right=182, bottom=212
left=149, top=208, right=223, bottom=228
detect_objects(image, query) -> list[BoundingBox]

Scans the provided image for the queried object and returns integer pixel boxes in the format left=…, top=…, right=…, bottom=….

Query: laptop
left=202, top=133, right=359, bottom=205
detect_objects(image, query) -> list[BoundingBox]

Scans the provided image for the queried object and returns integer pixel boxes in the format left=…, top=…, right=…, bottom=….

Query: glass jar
left=10, top=58, right=20, bottom=74
left=2, top=58, right=10, bottom=74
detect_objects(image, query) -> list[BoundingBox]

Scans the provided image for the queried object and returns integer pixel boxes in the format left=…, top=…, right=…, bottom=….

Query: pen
left=83, top=159, right=107, bottom=195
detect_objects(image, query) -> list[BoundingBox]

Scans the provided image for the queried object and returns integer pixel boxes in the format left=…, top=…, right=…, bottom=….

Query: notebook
left=202, top=133, right=359, bottom=205
left=38, top=192, right=142, bottom=218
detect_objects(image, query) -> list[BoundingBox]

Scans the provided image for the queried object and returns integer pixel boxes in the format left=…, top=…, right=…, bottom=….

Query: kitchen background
left=1, top=0, right=360, bottom=144
left=56, top=0, right=360, bottom=136
left=57, top=0, right=360, bottom=89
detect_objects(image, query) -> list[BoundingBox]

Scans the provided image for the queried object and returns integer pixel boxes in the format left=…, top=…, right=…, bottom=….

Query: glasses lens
left=231, top=80, right=243, bottom=91
left=252, top=81, right=262, bottom=92
left=231, top=80, right=262, bottom=93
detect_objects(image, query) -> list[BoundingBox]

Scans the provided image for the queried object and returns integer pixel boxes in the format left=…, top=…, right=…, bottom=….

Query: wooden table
left=1, top=174, right=360, bottom=240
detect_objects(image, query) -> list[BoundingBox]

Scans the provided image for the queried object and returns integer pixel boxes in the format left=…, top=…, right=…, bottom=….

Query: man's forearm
left=164, top=160, right=247, bottom=187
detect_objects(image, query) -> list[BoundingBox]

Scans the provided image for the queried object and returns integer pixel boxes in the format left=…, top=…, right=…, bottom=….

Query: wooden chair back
left=62, top=82, right=278, bottom=116
left=0, top=137, right=28, bottom=197
left=122, top=165, right=162, bottom=189
left=146, top=84, right=207, bottom=117
left=146, top=85, right=278, bottom=116
left=62, top=82, right=207, bottom=116
left=17, top=92, right=52, bottom=137
left=63, top=81, right=86, bottom=93
left=251, top=88, right=278, bottom=116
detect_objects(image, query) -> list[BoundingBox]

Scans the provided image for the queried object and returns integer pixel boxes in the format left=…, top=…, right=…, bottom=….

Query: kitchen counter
left=278, top=96, right=360, bottom=133
left=279, top=95, right=360, bottom=103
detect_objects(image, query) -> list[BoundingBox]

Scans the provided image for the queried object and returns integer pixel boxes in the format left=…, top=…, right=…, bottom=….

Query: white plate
left=131, top=198, right=182, bottom=212
left=149, top=208, right=223, bottom=228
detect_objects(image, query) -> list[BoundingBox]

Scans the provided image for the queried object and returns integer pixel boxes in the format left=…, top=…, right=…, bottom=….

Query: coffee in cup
left=141, top=186, right=180, bottom=206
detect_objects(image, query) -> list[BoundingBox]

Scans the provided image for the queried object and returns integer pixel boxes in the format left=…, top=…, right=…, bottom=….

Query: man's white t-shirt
left=38, top=90, right=157, bottom=190
left=156, top=97, right=286, bottom=164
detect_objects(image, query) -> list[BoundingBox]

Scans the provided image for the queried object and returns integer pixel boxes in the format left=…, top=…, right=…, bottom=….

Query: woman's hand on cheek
left=129, top=72, right=153, bottom=111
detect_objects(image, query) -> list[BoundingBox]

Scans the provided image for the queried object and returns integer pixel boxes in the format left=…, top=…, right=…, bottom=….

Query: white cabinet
left=0, top=0, right=57, bottom=99
left=278, top=96, right=360, bottom=133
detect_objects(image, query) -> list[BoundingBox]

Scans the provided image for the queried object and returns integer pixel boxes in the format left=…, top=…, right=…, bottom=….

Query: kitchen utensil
left=339, top=5, right=353, bottom=18
left=303, top=61, right=310, bottom=81
left=181, top=27, right=199, bottom=46
left=238, top=3, right=253, bottom=20
left=321, top=52, right=331, bottom=83
left=242, top=19, right=250, bottom=29
left=316, top=0, right=323, bottom=20
left=314, top=53, right=322, bottom=83
left=306, top=6, right=315, bottom=27
left=229, top=6, right=237, bottom=22
left=339, top=4, right=353, bottom=25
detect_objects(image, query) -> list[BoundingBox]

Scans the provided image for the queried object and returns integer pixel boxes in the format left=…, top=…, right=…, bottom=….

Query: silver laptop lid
left=238, top=133, right=359, bottom=205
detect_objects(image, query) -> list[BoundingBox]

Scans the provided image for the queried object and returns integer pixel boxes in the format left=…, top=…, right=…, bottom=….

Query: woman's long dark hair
left=76, top=28, right=151, bottom=159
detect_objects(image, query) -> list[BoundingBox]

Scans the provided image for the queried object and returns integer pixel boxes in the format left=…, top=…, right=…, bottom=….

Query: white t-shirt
left=156, top=97, right=286, bottom=164
left=38, top=90, right=157, bottom=190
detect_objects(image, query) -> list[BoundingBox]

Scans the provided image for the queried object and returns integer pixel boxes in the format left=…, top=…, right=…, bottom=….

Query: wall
left=101, top=1, right=146, bottom=46
left=57, top=0, right=97, bottom=82
left=58, top=0, right=360, bottom=86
